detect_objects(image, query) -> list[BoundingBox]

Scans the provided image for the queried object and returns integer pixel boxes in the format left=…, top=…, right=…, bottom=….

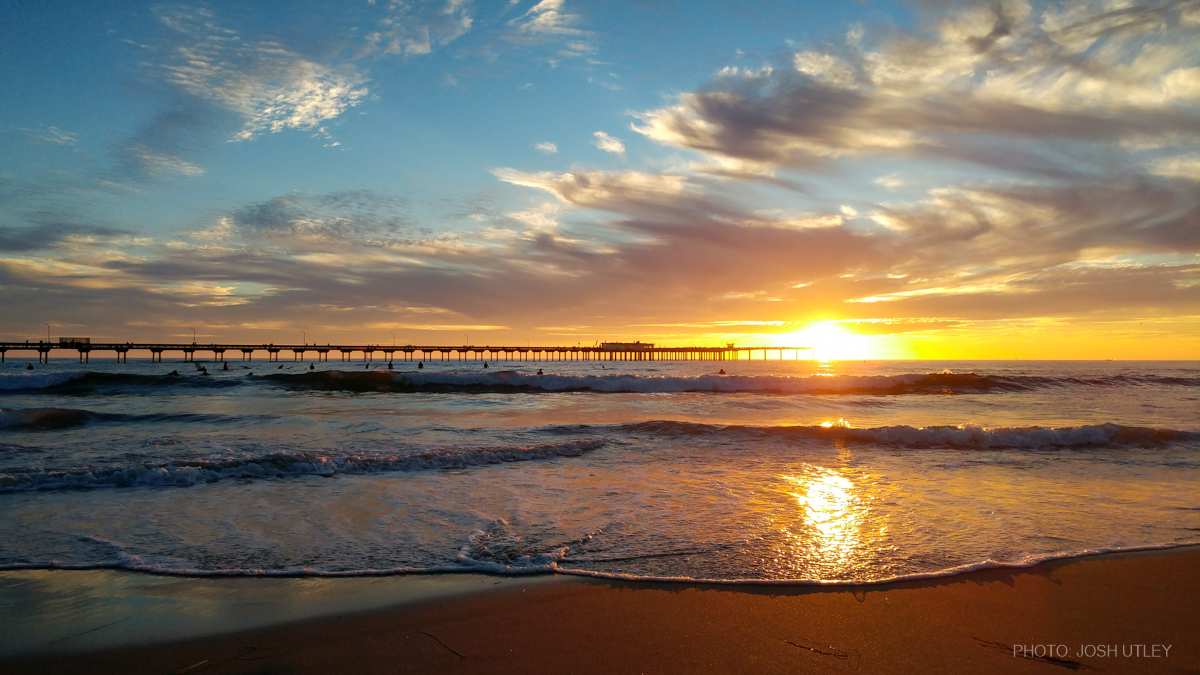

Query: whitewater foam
left=3, top=541, right=1193, bottom=587
left=551, top=420, right=1199, bottom=449
left=263, top=370, right=1043, bottom=395
left=5, top=368, right=1195, bottom=395
left=0, top=439, right=606, bottom=493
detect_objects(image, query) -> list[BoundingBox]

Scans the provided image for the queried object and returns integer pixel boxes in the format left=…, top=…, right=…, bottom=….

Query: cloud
left=534, top=141, right=558, bottom=154
left=510, top=0, right=586, bottom=37
left=631, top=0, right=1200, bottom=176
left=1149, top=153, right=1200, bottom=181
left=873, top=174, right=904, bottom=190
left=226, top=190, right=412, bottom=248
left=24, top=126, right=78, bottom=146
left=592, top=130, right=625, bottom=155
left=0, top=219, right=128, bottom=253
left=124, top=144, right=205, bottom=177
left=506, top=0, right=596, bottom=63
left=361, top=0, right=474, bottom=57
left=155, top=6, right=368, bottom=142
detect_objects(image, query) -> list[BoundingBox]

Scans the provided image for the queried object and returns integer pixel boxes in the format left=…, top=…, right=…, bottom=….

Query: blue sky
left=3, top=0, right=901, bottom=228
left=1, top=1, right=1197, bottom=357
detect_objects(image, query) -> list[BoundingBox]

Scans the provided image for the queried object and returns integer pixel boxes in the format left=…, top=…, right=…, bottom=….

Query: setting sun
left=784, top=321, right=878, bottom=361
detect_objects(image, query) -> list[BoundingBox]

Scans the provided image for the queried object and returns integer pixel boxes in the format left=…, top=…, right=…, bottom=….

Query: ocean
left=1, top=358, right=1197, bottom=585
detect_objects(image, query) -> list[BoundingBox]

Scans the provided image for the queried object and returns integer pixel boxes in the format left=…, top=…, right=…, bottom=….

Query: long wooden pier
left=0, top=340, right=810, bottom=364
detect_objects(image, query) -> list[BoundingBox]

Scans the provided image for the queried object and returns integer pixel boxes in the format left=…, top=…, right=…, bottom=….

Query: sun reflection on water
left=784, top=468, right=863, bottom=571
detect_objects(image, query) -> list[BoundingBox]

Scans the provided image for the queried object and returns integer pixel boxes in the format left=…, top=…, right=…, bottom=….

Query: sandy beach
left=3, top=546, right=1196, bottom=674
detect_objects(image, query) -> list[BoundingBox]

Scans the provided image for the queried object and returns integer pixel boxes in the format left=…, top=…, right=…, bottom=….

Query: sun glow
left=785, top=321, right=877, bottom=361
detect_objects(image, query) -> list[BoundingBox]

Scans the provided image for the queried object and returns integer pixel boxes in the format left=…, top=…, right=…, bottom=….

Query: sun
left=784, top=321, right=876, bottom=361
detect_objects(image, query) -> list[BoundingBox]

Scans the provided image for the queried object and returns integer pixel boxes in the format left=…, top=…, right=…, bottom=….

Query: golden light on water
left=773, top=463, right=873, bottom=577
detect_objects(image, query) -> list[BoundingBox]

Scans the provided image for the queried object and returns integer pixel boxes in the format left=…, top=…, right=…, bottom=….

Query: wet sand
left=3, top=547, right=1197, bottom=674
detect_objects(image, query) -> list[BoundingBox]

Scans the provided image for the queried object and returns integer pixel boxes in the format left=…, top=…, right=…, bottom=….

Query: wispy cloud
left=361, top=0, right=474, bottom=57
left=506, top=0, right=596, bottom=64
left=125, top=144, right=205, bottom=177
left=632, top=0, right=1200, bottom=177
left=155, top=6, right=368, bottom=142
left=534, top=141, right=558, bottom=154
left=592, top=130, right=625, bottom=155
left=24, top=125, right=78, bottom=146
left=510, top=0, right=586, bottom=37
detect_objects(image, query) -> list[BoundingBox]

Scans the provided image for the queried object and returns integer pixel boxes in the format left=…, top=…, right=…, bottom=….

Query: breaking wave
left=0, top=371, right=242, bottom=393
left=0, top=439, right=606, bottom=493
left=4, top=369, right=1196, bottom=395
left=550, top=420, right=1200, bottom=449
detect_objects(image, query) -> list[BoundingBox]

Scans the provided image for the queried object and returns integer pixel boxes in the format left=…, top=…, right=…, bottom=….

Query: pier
left=0, top=339, right=810, bottom=364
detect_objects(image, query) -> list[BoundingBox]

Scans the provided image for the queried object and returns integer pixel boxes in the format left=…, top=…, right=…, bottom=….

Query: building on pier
left=599, top=341, right=654, bottom=350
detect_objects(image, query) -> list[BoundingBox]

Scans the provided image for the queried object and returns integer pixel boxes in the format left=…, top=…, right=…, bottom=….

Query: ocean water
left=0, top=358, right=1197, bottom=585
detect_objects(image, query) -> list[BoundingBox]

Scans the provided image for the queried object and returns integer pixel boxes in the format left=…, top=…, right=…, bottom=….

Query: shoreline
left=4, top=545, right=1197, bottom=673
left=3, top=538, right=1193, bottom=583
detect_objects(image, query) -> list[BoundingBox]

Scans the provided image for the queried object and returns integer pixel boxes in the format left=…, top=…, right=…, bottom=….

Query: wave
left=0, top=407, right=246, bottom=431
left=0, top=371, right=242, bottom=393
left=4, top=369, right=1196, bottom=395
left=0, top=439, right=605, bottom=493
left=260, top=370, right=1054, bottom=395
left=550, top=420, right=1200, bottom=449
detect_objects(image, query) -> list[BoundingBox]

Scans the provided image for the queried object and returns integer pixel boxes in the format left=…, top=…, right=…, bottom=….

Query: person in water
left=387, top=362, right=393, bottom=370
left=222, top=362, right=229, bottom=371
left=537, top=368, right=544, bottom=375
left=718, top=368, right=726, bottom=375
left=309, top=363, right=315, bottom=370
left=25, top=362, right=33, bottom=370
left=483, top=362, right=488, bottom=369
left=418, top=361, right=424, bottom=369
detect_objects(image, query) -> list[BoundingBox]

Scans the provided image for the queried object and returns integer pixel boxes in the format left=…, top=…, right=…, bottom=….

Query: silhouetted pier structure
left=1, top=339, right=810, bottom=364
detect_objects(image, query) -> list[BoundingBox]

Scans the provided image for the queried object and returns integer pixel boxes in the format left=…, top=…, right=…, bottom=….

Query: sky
left=0, top=0, right=1197, bottom=358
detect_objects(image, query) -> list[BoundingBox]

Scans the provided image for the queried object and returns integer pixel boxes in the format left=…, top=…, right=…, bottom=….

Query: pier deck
left=0, top=341, right=809, bottom=364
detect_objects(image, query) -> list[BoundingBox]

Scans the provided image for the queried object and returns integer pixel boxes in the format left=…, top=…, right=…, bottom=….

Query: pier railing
left=0, top=341, right=810, bottom=364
